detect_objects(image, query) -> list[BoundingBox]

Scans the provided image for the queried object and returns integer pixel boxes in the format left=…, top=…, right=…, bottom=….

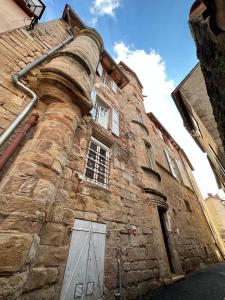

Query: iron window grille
left=84, top=138, right=110, bottom=188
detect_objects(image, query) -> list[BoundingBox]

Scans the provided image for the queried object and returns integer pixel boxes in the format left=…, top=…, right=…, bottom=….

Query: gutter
left=0, top=8, right=74, bottom=148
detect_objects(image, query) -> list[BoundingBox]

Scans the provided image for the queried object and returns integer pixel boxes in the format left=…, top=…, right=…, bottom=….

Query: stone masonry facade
left=0, top=6, right=220, bottom=300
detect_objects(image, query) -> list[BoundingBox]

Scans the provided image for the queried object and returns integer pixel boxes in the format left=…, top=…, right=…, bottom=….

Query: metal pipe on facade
left=0, top=113, right=39, bottom=171
left=0, top=11, right=74, bottom=148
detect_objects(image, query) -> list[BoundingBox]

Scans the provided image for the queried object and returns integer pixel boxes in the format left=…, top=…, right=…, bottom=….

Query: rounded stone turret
left=38, top=28, right=104, bottom=115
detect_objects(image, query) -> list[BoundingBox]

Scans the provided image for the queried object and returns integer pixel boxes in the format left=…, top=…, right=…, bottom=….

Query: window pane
left=90, top=142, right=97, bottom=151
left=89, top=150, right=96, bottom=160
left=98, top=106, right=108, bottom=128
left=85, top=168, right=94, bottom=179
left=87, top=159, right=95, bottom=169
left=97, top=173, right=105, bottom=183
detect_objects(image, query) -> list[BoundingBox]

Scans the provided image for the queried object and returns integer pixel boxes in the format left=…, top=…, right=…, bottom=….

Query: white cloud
left=114, top=41, right=223, bottom=198
left=90, top=0, right=121, bottom=25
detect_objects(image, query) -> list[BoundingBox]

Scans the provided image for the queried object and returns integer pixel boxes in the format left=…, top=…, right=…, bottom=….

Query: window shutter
left=91, top=87, right=97, bottom=105
left=97, top=62, right=103, bottom=77
left=164, top=149, right=177, bottom=178
left=112, top=109, right=120, bottom=137
left=176, top=160, right=192, bottom=188
left=112, top=80, right=118, bottom=93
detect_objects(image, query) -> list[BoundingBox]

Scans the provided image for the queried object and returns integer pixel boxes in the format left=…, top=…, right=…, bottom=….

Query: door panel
left=60, top=219, right=106, bottom=300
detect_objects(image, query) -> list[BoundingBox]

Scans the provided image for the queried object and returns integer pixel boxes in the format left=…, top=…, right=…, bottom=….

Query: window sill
left=131, top=120, right=149, bottom=135
left=81, top=177, right=110, bottom=193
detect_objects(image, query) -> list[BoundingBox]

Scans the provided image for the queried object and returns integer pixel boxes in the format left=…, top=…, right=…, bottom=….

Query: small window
left=104, top=76, right=111, bottom=89
left=184, top=200, right=192, bottom=212
left=145, top=142, right=154, bottom=169
left=84, top=138, right=110, bottom=188
left=97, top=62, right=103, bottom=77
left=137, top=109, right=143, bottom=123
left=158, top=129, right=164, bottom=141
left=91, top=100, right=109, bottom=129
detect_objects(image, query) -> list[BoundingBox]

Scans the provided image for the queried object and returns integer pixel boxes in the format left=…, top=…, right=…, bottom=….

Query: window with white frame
left=91, top=100, right=109, bottom=129
left=84, top=138, right=110, bottom=188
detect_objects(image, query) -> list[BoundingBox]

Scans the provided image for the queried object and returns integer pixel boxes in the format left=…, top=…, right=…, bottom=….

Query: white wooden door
left=60, top=219, right=106, bottom=300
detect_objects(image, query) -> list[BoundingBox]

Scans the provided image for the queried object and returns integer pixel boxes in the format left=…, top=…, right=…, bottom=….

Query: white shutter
left=60, top=219, right=106, bottom=300
left=176, top=160, right=192, bottom=188
left=91, top=87, right=97, bottom=105
left=97, top=62, right=103, bottom=77
left=112, top=109, right=120, bottom=137
left=164, top=149, right=177, bottom=178
left=112, top=80, right=118, bottom=93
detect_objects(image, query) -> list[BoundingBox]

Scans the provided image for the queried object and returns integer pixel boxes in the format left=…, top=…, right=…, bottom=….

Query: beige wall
left=0, top=0, right=30, bottom=34
left=205, top=196, right=225, bottom=245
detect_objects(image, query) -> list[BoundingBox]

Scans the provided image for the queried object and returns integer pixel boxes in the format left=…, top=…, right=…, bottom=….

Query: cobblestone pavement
left=148, top=263, right=225, bottom=300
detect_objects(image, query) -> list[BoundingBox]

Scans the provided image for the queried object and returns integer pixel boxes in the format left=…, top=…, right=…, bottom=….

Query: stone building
left=205, top=194, right=225, bottom=253
left=0, top=3, right=220, bottom=300
left=188, top=0, right=225, bottom=155
left=172, top=64, right=225, bottom=191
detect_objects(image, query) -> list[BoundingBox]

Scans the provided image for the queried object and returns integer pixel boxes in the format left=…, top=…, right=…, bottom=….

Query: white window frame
left=84, top=137, right=110, bottom=189
left=91, top=99, right=109, bottom=129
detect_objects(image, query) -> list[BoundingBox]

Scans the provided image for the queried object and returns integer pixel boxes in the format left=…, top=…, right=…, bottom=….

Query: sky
left=42, top=0, right=224, bottom=199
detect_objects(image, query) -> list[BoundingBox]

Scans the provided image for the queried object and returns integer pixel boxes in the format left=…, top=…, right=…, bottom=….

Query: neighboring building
left=0, top=4, right=220, bottom=300
left=188, top=0, right=225, bottom=155
left=172, top=64, right=225, bottom=191
left=205, top=194, right=225, bottom=254
left=0, top=0, right=45, bottom=33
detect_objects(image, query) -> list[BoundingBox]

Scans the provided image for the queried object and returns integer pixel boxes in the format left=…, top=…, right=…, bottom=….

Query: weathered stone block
left=20, top=286, right=56, bottom=300
left=24, top=267, right=58, bottom=292
left=0, top=232, right=33, bottom=272
left=39, top=222, right=65, bottom=246
left=0, top=272, right=27, bottom=300
left=36, top=245, right=68, bottom=267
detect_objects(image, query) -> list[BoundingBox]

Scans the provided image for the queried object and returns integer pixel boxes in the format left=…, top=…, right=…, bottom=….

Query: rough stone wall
left=0, top=18, right=219, bottom=300
left=189, top=4, right=225, bottom=155
left=147, top=117, right=219, bottom=272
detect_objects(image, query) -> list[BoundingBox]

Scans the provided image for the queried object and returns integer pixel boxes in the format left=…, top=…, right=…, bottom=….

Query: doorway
left=158, top=208, right=175, bottom=273
left=60, top=219, right=106, bottom=300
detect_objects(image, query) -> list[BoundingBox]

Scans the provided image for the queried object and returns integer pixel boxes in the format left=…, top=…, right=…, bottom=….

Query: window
left=91, top=100, right=109, bottom=129
left=145, top=142, right=154, bottom=169
left=97, top=62, right=103, bottom=77
left=84, top=138, right=110, bottom=188
left=158, top=129, right=164, bottom=141
left=137, top=109, right=143, bottom=123
left=112, top=109, right=120, bottom=137
left=184, top=200, right=192, bottom=212
left=190, top=115, right=202, bottom=137
left=104, top=76, right=111, bottom=89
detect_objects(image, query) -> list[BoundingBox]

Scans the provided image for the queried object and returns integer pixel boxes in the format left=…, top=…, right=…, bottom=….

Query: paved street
left=148, top=263, right=225, bottom=300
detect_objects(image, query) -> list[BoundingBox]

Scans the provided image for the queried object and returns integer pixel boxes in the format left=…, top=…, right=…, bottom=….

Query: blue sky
left=42, top=0, right=223, bottom=198
left=43, top=0, right=197, bottom=85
